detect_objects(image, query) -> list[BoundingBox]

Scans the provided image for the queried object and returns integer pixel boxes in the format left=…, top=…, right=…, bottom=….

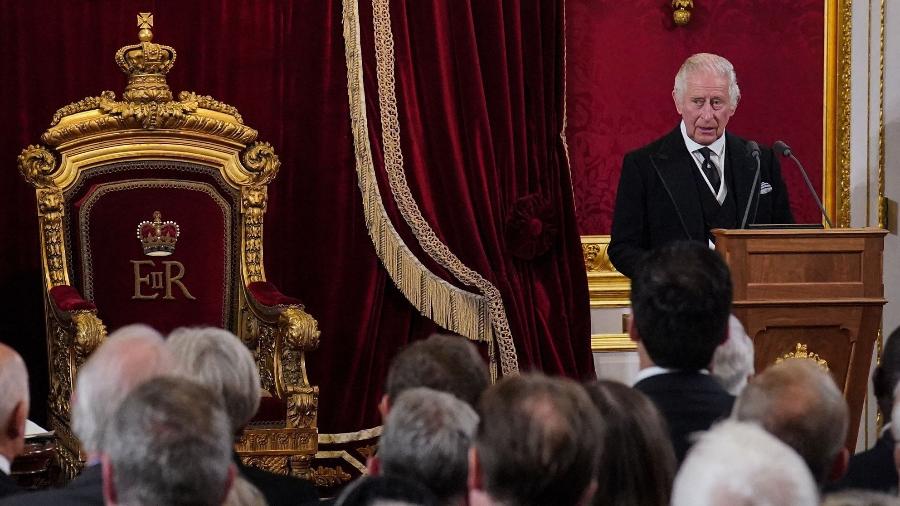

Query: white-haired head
left=167, top=327, right=261, bottom=434
left=674, top=53, right=741, bottom=106
left=72, top=324, right=174, bottom=454
left=710, top=315, right=755, bottom=395
left=672, top=421, right=819, bottom=506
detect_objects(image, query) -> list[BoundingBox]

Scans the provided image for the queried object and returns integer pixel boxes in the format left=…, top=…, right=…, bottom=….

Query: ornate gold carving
left=591, top=333, right=637, bottom=352
left=824, top=1, right=852, bottom=228
left=37, top=190, right=67, bottom=287
left=235, top=428, right=316, bottom=454
left=356, top=444, right=377, bottom=459
left=775, top=343, right=830, bottom=371
left=671, top=0, right=693, bottom=26
left=18, top=145, right=57, bottom=189
left=280, top=306, right=320, bottom=352
left=114, top=12, right=176, bottom=103
left=241, top=142, right=281, bottom=185
left=71, top=311, right=106, bottom=360
left=49, top=417, right=85, bottom=480
left=48, top=321, right=72, bottom=418
left=877, top=0, right=886, bottom=229
left=312, top=465, right=353, bottom=488
left=343, top=0, right=513, bottom=374
left=287, top=388, right=319, bottom=430
left=99, top=92, right=196, bottom=129
left=581, top=235, right=631, bottom=307
left=50, top=93, right=114, bottom=126
left=241, top=186, right=267, bottom=284
left=179, top=91, right=244, bottom=123
left=240, top=455, right=290, bottom=475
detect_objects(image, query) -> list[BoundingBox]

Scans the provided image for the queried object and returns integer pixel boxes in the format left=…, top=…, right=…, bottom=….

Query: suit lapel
left=650, top=127, right=703, bottom=238
left=727, top=133, right=755, bottom=225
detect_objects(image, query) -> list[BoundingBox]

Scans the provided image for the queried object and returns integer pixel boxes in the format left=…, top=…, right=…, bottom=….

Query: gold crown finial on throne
left=114, top=13, right=177, bottom=103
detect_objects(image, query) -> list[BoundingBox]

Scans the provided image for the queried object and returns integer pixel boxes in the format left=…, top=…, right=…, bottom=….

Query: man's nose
left=699, top=102, right=714, bottom=119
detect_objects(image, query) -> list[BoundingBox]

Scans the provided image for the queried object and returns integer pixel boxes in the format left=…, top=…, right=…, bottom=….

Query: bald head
left=0, top=343, right=29, bottom=460
left=72, top=324, right=175, bottom=454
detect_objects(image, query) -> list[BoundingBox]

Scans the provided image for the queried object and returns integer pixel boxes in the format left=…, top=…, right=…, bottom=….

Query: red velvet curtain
left=0, top=0, right=592, bottom=432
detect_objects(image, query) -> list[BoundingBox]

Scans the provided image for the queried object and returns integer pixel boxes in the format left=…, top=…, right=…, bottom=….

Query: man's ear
left=467, top=446, right=483, bottom=491
left=378, top=395, right=390, bottom=419
left=628, top=316, right=640, bottom=342
left=221, top=464, right=237, bottom=504
left=102, top=455, right=117, bottom=505
left=5, top=401, right=26, bottom=440
left=672, top=89, right=682, bottom=114
left=827, top=447, right=850, bottom=483
left=577, top=479, right=598, bottom=506
left=366, top=455, right=381, bottom=476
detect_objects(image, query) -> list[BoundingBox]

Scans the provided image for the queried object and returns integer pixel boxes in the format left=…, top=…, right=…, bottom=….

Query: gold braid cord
left=341, top=0, right=517, bottom=375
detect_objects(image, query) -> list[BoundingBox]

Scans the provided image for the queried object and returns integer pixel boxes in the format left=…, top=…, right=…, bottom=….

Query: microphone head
left=773, top=140, right=792, bottom=157
left=746, top=140, right=760, bottom=158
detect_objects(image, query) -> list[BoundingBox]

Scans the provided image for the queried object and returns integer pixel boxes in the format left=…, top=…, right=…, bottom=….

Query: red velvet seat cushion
left=247, top=281, right=301, bottom=306
left=49, top=285, right=97, bottom=311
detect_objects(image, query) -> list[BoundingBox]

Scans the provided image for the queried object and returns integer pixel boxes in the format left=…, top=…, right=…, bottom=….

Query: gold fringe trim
left=342, top=0, right=517, bottom=376
left=369, top=0, right=518, bottom=376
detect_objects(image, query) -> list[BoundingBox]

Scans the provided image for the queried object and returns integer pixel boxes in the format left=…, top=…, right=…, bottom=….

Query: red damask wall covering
left=567, top=0, right=825, bottom=234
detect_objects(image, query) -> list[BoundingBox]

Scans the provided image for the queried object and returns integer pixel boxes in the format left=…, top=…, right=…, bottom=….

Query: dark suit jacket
left=237, top=456, right=319, bottom=506
left=0, top=471, right=19, bottom=499
left=633, top=371, right=735, bottom=464
left=0, top=463, right=102, bottom=506
left=828, top=431, right=897, bottom=494
left=609, top=126, right=793, bottom=278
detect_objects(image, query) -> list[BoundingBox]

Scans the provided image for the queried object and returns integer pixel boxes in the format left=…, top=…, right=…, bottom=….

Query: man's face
left=673, top=70, right=737, bottom=145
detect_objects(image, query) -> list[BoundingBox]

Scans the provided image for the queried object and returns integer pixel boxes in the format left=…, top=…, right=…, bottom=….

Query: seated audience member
left=830, top=326, right=900, bottom=493
left=0, top=344, right=28, bottom=498
left=821, top=490, right=900, bottom=506
left=382, top=333, right=490, bottom=415
left=629, top=240, right=735, bottom=462
left=1, top=324, right=174, bottom=506
left=373, top=388, right=477, bottom=506
left=223, top=477, right=267, bottom=506
left=166, top=326, right=318, bottom=506
left=335, top=475, right=438, bottom=506
left=733, top=359, right=849, bottom=488
left=671, top=421, right=818, bottom=506
left=101, top=377, right=235, bottom=506
left=468, top=373, right=602, bottom=506
left=584, top=380, right=675, bottom=506
left=710, top=315, right=754, bottom=395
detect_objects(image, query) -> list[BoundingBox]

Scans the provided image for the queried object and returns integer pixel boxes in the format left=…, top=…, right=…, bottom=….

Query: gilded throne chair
left=17, top=14, right=320, bottom=479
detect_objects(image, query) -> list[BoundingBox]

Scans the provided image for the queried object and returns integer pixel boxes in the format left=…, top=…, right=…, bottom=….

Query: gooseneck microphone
left=773, top=140, right=834, bottom=228
left=740, top=141, right=761, bottom=229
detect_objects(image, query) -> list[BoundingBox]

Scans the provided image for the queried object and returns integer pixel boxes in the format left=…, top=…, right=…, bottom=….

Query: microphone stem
left=789, top=153, right=833, bottom=228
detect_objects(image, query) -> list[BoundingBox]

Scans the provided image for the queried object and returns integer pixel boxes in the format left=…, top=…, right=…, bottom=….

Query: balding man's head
left=0, top=343, right=29, bottom=460
left=72, top=324, right=174, bottom=454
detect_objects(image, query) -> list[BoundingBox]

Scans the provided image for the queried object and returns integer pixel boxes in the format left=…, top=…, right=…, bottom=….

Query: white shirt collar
left=680, top=120, right=726, bottom=158
left=0, top=454, right=10, bottom=475
left=633, top=365, right=710, bottom=386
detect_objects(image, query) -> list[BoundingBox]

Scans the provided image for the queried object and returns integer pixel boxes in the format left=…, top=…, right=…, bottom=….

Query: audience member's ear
left=220, top=464, right=237, bottom=505
left=7, top=401, right=27, bottom=456
left=576, top=479, right=598, bottom=506
left=366, top=455, right=381, bottom=475
left=827, top=446, right=850, bottom=483
left=467, top=446, right=484, bottom=491
left=627, top=316, right=640, bottom=342
left=378, top=394, right=391, bottom=419
left=101, top=455, right=118, bottom=505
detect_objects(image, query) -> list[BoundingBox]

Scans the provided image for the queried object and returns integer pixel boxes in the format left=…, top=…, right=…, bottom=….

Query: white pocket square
left=759, top=182, right=773, bottom=195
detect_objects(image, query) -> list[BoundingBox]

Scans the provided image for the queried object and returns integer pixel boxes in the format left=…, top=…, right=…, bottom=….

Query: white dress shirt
left=680, top=121, right=727, bottom=204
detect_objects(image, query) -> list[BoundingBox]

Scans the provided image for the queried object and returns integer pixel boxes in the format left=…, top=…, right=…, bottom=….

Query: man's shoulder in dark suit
left=828, top=431, right=897, bottom=493
left=0, top=463, right=102, bottom=506
left=0, top=471, right=20, bottom=499
left=634, top=371, right=735, bottom=463
left=238, top=460, right=319, bottom=506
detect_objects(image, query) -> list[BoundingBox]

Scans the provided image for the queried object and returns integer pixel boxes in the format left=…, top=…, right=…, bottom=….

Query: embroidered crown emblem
left=136, top=211, right=180, bottom=256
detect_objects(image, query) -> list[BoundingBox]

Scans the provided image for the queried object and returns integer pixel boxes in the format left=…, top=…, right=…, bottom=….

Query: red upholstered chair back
left=66, top=161, right=239, bottom=334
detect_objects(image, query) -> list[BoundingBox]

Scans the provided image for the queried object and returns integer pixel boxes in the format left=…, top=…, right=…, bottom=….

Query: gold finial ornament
left=775, top=343, right=830, bottom=371
left=672, top=0, right=694, bottom=26
left=115, top=11, right=176, bottom=103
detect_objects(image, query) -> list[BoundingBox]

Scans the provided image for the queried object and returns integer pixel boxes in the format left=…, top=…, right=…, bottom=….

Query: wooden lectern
left=713, top=228, right=887, bottom=447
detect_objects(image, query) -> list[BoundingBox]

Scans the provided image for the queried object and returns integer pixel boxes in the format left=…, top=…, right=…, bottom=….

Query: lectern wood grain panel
left=713, top=228, right=886, bottom=449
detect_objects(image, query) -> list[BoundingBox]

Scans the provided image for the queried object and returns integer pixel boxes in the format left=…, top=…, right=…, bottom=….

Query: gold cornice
left=581, top=235, right=630, bottom=307
left=823, top=0, right=852, bottom=228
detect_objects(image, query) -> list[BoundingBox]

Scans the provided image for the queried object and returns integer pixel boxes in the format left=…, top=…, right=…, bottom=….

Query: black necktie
left=698, top=147, right=720, bottom=194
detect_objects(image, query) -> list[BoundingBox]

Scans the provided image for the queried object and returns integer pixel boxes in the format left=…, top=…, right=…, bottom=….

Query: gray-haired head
left=102, top=376, right=233, bottom=506
left=0, top=343, right=29, bottom=459
left=710, top=315, right=755, bottom=395
left=72, top=324, right=173, bottom=453
left=167, top=327, right=261, bottom=434
left=674, top=53, right=741, bottom=106
left=733, top=359, right=848, bottom=486
left=379, top=387, right=478, bottom=504
left=672, top=421, right=818, bottom=506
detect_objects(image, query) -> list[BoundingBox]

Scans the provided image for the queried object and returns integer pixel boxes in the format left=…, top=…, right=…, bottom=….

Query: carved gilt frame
left=582, top=1, right=854, bottom=351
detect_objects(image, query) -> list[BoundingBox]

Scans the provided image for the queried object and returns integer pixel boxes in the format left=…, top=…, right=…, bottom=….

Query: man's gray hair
left=103, top=376, right=233, bottom=506
left=672, top=421, right=818, bottom=506
left=0, top=344, right=28, bottom=430
left=710, top=315, right=755, bottom=395
left=379, top=387, right=478, bottom=503
left=72, top=324, right=173, bottom=453
left=673, top=53, right=741, bottom=106
left=733, top=359, right=848, bottom=486
left=167, top=327, right=261, bottom=433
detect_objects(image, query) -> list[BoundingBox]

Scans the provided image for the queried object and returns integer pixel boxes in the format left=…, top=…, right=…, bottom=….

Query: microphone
left=740, top=141, right=762, bottom=229
left=773, top=140, right=834, bottom=228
